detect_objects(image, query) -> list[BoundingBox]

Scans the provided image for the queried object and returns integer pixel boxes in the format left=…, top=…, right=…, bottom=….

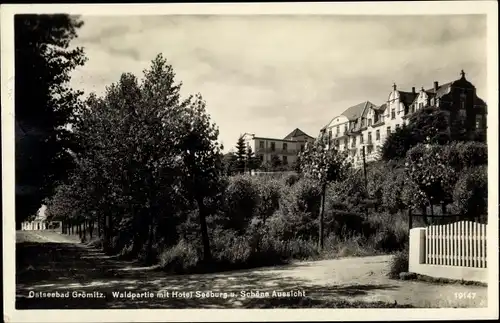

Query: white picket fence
left=425, top=221, right=487, bottom=268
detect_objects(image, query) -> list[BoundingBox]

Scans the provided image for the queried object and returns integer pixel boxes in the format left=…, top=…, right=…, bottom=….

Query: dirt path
left=16, top=231, right=487, bottom=309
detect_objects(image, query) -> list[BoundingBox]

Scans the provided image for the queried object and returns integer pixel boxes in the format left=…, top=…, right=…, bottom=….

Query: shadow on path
left=16, top=237, right=405, bottom=309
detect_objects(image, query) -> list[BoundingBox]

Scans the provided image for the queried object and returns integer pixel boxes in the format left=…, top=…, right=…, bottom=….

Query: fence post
left=408, top=209, right=413, bottom=231
left=409, top=228, right=426, bottom=272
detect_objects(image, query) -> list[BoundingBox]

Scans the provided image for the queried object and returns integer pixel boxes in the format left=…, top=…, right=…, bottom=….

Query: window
left=344, top=125, right=348, bottom=133
left=328, top=129, right=332, bottom=139
left=418, top=102, right=423, bottom=109
left=259, top=155, right=264, bottom=161
left=396, top=124, right=400, bottom=131
left=430, top=98, right=435, bottom=106
left=376, top=130, right=380, bottom=141
left=386, top=126, right=391, bottom=136
left=336, top=126, right=340, bottom=136
left=368, top=132, right=372, bottom=143
left=270, top=142, right=275, bottom=152
left=344, top=138, right=348, bottom=146
left=259, top=141, right=264, bottom=149
left=360, top=134, right=364, bottom=144
left=476, top=115, right=482, bottom=129
left=411, top=105, right=416, bottom=113
left=391, top=108, right=396, bottom=120
left=283, top=155, right=288, bottom=165
left=368, top=119, right=372, bottom=126
left=368, top=146, right=373, bottom=154
left=335, top=140, right=339, bottom=147
left=459, top=109, right=466, bottom=118
left=300, top=144, right=305, bottom=151
left=352, top=137, right=356, bottom=147
left=282, top=143, right=288, bottom=151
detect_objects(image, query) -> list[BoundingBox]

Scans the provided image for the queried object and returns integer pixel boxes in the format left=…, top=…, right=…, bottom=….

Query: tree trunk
left=83, top=221, right=87, bottom=240
left=441, top=202, right=446, bottom=215
left=97, top=214, right=101, bottom=238
left=196, top=196, right=212, bottom=263
left=318, top=185, right=326, bottom=251
left=146, top=211, right=155, bottom=264
left=89, top=221, right=93, bottom=239
left=421, top=206, right=428, bottom=225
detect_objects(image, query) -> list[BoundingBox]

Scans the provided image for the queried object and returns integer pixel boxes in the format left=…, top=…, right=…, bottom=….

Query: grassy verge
left=407, top=274, right=487, bottom=287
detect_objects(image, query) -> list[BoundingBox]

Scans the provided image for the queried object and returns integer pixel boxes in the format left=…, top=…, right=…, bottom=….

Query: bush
left=223, top=175, right=260, bottom=233
left=381, top=168, right=406, bottom=214
left=252, top=176, right=283, bottom=223
left=283, top=172, right=300, bottom=186
left=453, top=165, right=488, bottom=216
left=328, top=169, right=368, bottom=213
left=277, top=178, right=321, bottom=240
left=388, top=250, right=409, bottom=279
left=456, top=141, right=487, bottom=168
left=158, top=239, right=201, bottom=273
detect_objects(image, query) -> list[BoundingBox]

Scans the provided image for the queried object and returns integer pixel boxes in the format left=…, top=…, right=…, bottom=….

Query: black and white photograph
left=2, top=2, right=498, bottom=322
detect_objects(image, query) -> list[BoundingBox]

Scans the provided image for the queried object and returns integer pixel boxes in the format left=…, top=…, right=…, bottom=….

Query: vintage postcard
left=1, top=2, right=498, bottom=322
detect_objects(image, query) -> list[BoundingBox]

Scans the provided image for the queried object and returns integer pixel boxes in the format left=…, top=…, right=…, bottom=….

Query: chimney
left=393, top=83, right=397, bottom=91
left=434, top=81, right=439, bottom=92
left=412, top=87, right=415, bottom=94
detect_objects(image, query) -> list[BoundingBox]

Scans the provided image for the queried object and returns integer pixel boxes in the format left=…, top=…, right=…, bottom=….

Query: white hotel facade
left=318, top=70, right=487, bottom=168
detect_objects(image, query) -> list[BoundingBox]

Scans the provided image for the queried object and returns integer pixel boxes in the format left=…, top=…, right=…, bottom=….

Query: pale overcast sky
left=69, top=14, right=487, bottom=152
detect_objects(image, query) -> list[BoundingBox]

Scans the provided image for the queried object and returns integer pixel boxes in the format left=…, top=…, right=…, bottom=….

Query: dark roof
left=399, top=91, right=419, bottom=108
left=283, top=128, right=313, bottom=140
left=424, top=81, right=453, bottom=99
left=475, top=95, right=487, bottom=107
left=375, top=103, right=387, bottom=112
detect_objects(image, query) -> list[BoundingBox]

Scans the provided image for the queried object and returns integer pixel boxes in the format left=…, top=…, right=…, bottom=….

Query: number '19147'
left=455, top=292, right=476, bottom=299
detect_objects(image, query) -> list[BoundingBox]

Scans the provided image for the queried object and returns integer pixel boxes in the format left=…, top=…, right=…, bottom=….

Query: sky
left=69, top=14, right=487, bottom=152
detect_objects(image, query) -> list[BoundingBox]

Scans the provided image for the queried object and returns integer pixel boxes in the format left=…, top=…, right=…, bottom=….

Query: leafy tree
left=246, top=146, right=260, bottom=174
left=382, top=106, right=451, bottom=161
left=177, top=93, right=224, bottom=263
left=15, top=14, right=87, bottom=227
left=453, top=166, right=487, bottom=218
left=222, top=152, right=238, bottom=176
left=298, top=140, right=350, bottom=249
left=54, top=54, right=223, bottom=264
left=381, top=126, right=414, bottom=161
left=270, top=154, right=282, bottom=169
left=405, top=144, right=458, bottom=216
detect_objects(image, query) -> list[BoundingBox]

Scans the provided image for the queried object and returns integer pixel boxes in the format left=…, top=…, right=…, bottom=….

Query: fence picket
left=471, top=222, right=477, bottom=268
left=483, top=223, right=487, bottom=268
left=452, top=222, right=457, bottom=266
left=443, top=224, right=450, bottom=266
left=425, top=226, right=430, bottom=264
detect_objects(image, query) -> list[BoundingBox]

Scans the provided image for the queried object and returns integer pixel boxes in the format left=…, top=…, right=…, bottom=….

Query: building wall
left=244, top=135, right=311, bottom=166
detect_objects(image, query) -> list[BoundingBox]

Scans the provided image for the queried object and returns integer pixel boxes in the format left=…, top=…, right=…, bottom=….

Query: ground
left=15, top=231, right=487, bottom=309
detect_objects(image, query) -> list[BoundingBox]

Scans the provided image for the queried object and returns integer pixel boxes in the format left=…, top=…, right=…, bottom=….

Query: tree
left=177, top=93, right=224, bottom=263
left=15, top=14, right=87, bottom=227
left=298, top=140, right=350, bottom=250
left=405, top=144, right=458, bottom=216
left=222, top=152, right=238, bottom=176
left=382, top=106, right=452, bottom=161
left=246, top=146, right=260, bottom=174
left=453, top=166, right=487, bottom=218
left=381, top=126, right=414, bottom=161
left=60, top=54, right=223, bottom=264
left=235, top=136, right=247, bottom=174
